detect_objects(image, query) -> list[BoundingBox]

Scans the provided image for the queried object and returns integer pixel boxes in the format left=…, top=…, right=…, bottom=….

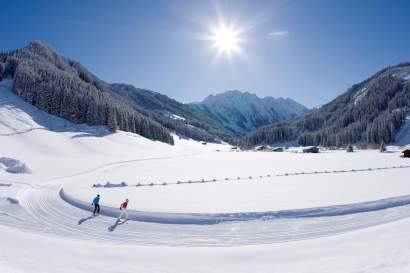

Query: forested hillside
left=244, top=63, right=410, bottom=147
left=110, top=83, right=236, bottom=143
left=0, top=41, right=175, bottom=144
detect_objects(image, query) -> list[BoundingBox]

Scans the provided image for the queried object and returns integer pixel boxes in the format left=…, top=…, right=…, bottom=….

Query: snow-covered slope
left=0, top=79, right=59, bottom=134
left=191, top=90, right=307, bottom=135
left=395, top=115, right=410, bottom=146
left=2, top=79, right=410, bottom=273
left=245, top=62, right=410, bottom=147
left=0, top=79, right=227, bottom=179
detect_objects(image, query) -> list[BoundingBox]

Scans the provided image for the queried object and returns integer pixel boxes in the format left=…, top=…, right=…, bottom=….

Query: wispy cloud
left=268, top=30, right=289, bottom=37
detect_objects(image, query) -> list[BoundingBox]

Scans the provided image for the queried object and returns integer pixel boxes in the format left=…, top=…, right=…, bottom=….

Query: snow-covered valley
left=1, top=80, right=410, bottom=273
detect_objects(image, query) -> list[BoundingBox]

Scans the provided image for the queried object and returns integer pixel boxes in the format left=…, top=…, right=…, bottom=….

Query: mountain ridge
left=0, top=41, right=200, bottom=144
left=190, top=90, right=308, bottom=135
left=244, top=63, right=410, bottom=147
left=0, top=40, right=311, bottom=144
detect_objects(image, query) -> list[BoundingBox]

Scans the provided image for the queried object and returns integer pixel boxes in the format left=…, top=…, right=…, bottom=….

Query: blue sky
left=1, top=0, right=409, bottom=107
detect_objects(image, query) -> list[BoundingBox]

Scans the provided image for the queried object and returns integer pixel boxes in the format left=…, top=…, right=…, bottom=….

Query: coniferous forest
left=244, top=64, right=410, bottom=147
left=1, top=41, right=409, bottom=147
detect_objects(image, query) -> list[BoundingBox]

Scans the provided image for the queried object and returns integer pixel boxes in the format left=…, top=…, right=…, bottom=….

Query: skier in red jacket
left=117, top=198, right=129, bottom=222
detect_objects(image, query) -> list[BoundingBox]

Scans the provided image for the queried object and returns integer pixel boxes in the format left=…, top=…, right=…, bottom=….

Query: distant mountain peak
left=26, top=40, right=54, bottom=55
left=203, top=90, right=302, bottom=104
left=191, top=90, right=308, bottom=135
left=27, top=40, right=49, bottom=49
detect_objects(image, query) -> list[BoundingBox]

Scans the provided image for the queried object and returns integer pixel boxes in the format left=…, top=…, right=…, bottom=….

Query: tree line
left=244, top=64, right=410, bottom=147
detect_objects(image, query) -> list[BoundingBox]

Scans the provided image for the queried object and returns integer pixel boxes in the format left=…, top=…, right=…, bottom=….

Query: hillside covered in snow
left=1, top=72, right=410, bottom=273
left=245, top=63, right=410, bottom=147
left=0, top=41, right=242, bottom=145
left=0, top=41, right=309, bottom=146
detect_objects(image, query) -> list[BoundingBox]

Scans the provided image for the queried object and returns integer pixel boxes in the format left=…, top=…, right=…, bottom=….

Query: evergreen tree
left=379, top=141, right=386, bottom=152
left=1, top=41, right=174, bottom=145
left=244, top=64, right=410, bottom=148
left=107, top=108, right=118, bottom=132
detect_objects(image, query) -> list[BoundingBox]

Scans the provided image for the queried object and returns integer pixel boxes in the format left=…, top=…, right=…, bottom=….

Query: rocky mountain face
left=244, top=63, right=410, bottom=147
left=109, top=83, right=236, bottom=143
left=190, top=90, right=308, bottom=135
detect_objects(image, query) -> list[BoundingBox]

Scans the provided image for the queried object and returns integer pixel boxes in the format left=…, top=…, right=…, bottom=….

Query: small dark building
left=255, top=145, right=268, bottom=151
left=303, top=146, right=319, bottom=153
left=402, top=149, right=410, bottom=158
left=346, top=145, right=354, bottom=153
left=272, top=147, right=284, bottom=152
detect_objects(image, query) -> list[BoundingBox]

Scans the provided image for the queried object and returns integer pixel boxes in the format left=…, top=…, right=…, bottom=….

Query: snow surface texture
left=353, top=87, right=368, bottom=105
left=395, top=115, right=410, bottom=146
left=60, top=187, right=410, bottom=225
left=93, top=181, right=128, bottom=188
left=63, top=150, right=410, bottom=213
left=155, top=109, right=186, bottom=121
left=392, top=67, right=410, bottom=81
left=0, top=79, right=111, bottom=136
left=0, top=157, right=32, bottom=174
left=2, top=79, right=410, bottom=272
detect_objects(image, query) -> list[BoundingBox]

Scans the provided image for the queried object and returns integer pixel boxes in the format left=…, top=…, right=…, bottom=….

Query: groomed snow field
left=1, top=79, right=410, bottom=273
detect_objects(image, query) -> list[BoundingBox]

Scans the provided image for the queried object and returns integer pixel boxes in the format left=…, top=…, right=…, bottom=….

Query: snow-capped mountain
left=0, top=41, right=235, bottom=144
left=0, top=41, right=307, bottom=143
left=245, top=63, right=410, bottom=147
left=109, top=83, right=236, bottom=142
left=190, top=90, right=308, bottom=135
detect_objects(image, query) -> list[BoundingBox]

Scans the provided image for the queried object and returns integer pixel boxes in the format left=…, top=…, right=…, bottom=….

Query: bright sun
left=209, top=23, right=242, bottom=57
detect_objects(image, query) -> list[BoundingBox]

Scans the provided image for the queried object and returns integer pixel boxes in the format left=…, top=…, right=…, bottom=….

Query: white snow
left=0, top=79, right=72, bottom=134
left=199, top=91, right=306, bottom=134
left=170, top=113, right=186, bottom=121
left=392, top=70, right=410, bottom=81
left=395, top=115, right=410, bottom=146
left=0, top=157, right=32, bottom=174
left=155, top=109, right=186, bottom=121
left=1, top=79, right=410, bottom=272
left=63, top=150, right=410, bottom=213
left=352, top=87, right=368, bottom=105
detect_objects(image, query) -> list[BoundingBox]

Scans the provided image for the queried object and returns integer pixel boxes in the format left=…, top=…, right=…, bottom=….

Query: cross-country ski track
left=2, top=156, right=410, bottom=247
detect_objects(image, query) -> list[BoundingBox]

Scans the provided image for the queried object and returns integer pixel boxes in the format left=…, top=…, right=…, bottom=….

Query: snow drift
left=0, top=157, right=32, bottom=174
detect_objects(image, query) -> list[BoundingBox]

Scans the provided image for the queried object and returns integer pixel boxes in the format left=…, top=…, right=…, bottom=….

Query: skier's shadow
left=78, top=215, right=95, bottom=225
left=108, top=219, right=128, bottom=232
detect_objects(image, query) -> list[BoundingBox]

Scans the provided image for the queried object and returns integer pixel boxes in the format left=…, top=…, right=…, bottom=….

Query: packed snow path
left=0, top=126, right=47, bottom=136
left=60, top=188, right=410, bottom=224
left=100, top=164, right=410, bottom=188
left=2, top=185, right=410, bottom=247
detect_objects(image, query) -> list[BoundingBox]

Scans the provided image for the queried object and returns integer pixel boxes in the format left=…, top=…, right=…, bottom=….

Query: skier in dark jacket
left=91, top=194, right=100, bottom=215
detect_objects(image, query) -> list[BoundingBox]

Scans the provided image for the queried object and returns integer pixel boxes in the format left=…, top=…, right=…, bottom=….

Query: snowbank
left=0, top=157, right=32, bottom=174
left=395, top=115, right=410, bottom=146
left=60, top=187, right=410, bottom=225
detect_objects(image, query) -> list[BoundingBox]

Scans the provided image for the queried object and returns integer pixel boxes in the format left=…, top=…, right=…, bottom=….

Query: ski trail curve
left=1, top=185, right=410, bottom=247
left=59, top=188, right=410, bottom=224
left=48, top=151, right=202, bottom=182
left=0, top=127, right=47, bottom=136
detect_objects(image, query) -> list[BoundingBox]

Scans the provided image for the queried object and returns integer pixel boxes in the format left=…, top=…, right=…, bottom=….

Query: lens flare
left=210, top=23, right=241, bottom=57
